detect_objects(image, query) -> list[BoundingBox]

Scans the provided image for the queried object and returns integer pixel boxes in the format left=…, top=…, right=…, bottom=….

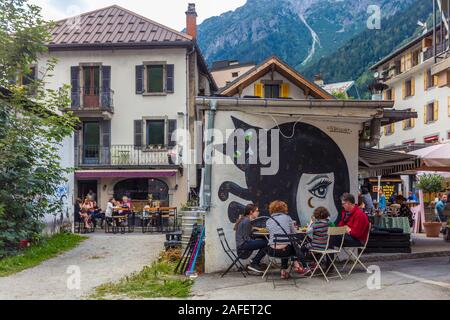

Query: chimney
left=186, top=3, right=198, bottom=39
left=314, top=73, right=324, bottom=86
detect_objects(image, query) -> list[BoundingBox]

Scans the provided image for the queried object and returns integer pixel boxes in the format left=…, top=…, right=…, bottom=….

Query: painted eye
left=309, top=179, right=332, bottom=199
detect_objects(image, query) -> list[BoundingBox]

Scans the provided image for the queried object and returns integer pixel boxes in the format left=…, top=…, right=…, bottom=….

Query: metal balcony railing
left=75, top=145, right=179, bottom=167
left=71, top=87, right=114, bottom=111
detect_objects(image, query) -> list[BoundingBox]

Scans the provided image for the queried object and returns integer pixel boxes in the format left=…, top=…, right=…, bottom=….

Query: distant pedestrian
left=361, top=187, right=374, bottom=215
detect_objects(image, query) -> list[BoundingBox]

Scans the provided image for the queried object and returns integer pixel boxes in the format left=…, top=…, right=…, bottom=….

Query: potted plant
left=417, top=174, right=445, bottom=237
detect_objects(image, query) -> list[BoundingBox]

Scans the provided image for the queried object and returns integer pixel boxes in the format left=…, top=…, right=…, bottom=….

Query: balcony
left=424, top=40, right=449, bottom=61
left=69, top=87, right=114, bottom=119
left=75, top=145, right=180, bottom=168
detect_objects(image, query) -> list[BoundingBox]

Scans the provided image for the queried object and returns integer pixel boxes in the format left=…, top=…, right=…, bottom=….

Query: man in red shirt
left=336, top=193, right=370, bottom=247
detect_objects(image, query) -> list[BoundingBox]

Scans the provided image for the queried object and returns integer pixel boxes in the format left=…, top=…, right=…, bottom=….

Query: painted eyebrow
left=307, top=174, right=331, bottom=186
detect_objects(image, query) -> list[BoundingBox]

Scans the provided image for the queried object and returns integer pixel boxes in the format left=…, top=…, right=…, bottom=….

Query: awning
left=359, top=147, right=421, bottom=177
left=75, top=169, right=178, bottom=179
left=381, top=109, right=418, bottom=126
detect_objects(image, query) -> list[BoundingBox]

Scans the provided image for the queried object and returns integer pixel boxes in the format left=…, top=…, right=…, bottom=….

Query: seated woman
left=266, top=201, right=310, bottom=279
left=234, top=204, right=268, bottom=273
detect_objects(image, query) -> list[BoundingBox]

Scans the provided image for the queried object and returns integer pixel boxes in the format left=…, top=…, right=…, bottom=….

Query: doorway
left=83, top=121, right=100, bottom=164
left=77, top=180, right=98, bottom=201
left=83, top=66, right=100, bottom=108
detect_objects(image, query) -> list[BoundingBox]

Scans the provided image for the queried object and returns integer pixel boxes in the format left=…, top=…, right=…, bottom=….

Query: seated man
left=234, top=204, right=268, bottom=273
left=335, top=193, right=370, bottom=247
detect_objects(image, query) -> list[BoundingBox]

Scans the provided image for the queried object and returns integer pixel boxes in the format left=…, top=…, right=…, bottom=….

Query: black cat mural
left=217, top=116, right=350, bottom=226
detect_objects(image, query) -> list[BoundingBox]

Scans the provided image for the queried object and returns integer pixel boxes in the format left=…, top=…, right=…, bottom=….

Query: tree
left=0, top=0, right=78, bottom=257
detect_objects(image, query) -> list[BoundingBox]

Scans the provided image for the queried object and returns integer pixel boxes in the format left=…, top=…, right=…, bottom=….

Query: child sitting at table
left=306, top=207, right=330, bottom=251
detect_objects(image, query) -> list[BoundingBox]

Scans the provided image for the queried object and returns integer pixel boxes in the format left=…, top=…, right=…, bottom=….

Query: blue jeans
left=238, top=239, right=268, bottom=266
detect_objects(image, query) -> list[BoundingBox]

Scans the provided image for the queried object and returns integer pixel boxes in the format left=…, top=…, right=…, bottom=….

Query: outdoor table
left=252, top=228, right=309, bottom=247
left=374, top=216, right=411, bottom=234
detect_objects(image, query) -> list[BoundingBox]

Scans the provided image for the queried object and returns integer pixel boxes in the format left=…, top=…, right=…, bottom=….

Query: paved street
left=191, top=257, right=450, bottom=300
left=0, top=233, right=164, bottom=300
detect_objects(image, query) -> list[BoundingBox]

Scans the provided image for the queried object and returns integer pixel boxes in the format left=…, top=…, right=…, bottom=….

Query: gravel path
left=0, top=233, right=165, bottom=300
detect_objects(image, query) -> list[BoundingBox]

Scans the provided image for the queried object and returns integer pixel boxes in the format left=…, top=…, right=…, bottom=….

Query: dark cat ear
left=231, top=116, right=261, bottom=131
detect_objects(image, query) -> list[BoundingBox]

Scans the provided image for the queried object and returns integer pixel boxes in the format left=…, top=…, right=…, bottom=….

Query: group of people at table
left=235, top=193, right=370, bottom=279
left=75, top=194, right=132, bottom=229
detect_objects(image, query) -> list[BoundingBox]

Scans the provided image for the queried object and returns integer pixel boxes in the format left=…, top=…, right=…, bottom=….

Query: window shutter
left=384, top=126, right=387, bottom=135
left=135, top=65, right=144, bottom=94
left=433, top=74, right=439, bottom=87
left=280, top=83, right=289, bottom=98
left=166, top=64, right=174, bottom=93
left=74, top=130, right=80, bottom=166
left=402, top=81, right=406, bottom=99
left=434, top=100, right=439, bottom=121
left=391, top=123, right=395, bottom=134
left=70, top=66, right=80, bottom=108
left=402, top=120, right=406, bottom=130
left=411, top=109, right=416, bottom=128
left=168, top=119, right=177, bottom=147
left=411, top=78, right=415, bottom=96
left=424, top=70, right=428, bottom=90
left=134, top=120, right=143, bottom=148
left=101, top=120, right=111, bottom=165
left=254, top=83, right=263, bottom=97
left=101, top=66, right=111, bottom=108
left=424, top=105, right=428, bottom=124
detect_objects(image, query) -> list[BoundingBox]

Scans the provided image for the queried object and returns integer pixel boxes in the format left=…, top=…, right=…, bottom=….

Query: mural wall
left=205, top=111, right=360, bottom=272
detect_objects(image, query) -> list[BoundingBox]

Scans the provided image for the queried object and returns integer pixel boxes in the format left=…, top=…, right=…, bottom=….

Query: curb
left=361, top=250, right=450, bottom=263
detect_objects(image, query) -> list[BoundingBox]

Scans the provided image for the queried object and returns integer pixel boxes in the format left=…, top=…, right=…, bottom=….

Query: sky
left=29, top=0, right=247, bottom=31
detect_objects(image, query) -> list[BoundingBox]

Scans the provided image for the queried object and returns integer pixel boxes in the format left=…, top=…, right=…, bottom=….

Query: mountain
left=197, top=0, right=416, bottom=69
left=301, top=0, right=433, bottom=98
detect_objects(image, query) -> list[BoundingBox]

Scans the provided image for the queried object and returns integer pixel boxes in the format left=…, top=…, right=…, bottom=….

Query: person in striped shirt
left=306, top=207, right=330, bottom=250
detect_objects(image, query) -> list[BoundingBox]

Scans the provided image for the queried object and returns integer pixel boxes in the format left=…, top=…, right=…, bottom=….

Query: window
left=412, top=50, right=420, bottom=67
left=136, top=63, right=174, bottom=95
left=425, top=101, right=438, bottom=124
left=146, top=120, right=165, bottom=146
left=403, top=115, right=414, bottom=130
left=232, top=72, right=239, bottom=78
left=425, top=68, right=438, bottom=90
left=385, top=89, right=394, bottom=100
left=21, top=65, right=37, bottom=86
left=384, top=123, right=395, bottom=136
left=264, top=84, right=280, bottom=98
left=146, top=65, right=164, bottom=93
left=403, top=78, right=414, bottom=98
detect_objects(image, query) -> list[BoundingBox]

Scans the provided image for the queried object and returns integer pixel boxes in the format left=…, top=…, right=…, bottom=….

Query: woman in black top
left=234, top=204, right=268, bottom=273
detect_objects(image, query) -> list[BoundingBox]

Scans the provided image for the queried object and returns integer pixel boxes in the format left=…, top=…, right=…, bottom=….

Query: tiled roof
left=48, top=5, right=192, bottom=47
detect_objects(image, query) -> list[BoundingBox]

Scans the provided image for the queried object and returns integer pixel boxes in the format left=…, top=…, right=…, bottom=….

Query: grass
left=0, top=232, right=87, bottom=277
left=90, top=248, right=194, bottom=299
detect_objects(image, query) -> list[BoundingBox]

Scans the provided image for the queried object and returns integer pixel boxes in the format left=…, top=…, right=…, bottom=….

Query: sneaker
left=247, top=264, right=264, bottom=273
left=294, top=266, right=311, bottom=276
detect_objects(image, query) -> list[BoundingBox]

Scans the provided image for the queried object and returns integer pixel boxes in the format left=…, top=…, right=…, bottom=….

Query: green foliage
left=332, top=90, right=350, bottom=100
left=0, top=0, right=79, bottom=257
left=0, top=232, right=86, bottom=276
left=417, top=174, right=445, bottom=194
left=91, top=253, right=193, bottom=299
left=301, top=0, right=433, bottom=98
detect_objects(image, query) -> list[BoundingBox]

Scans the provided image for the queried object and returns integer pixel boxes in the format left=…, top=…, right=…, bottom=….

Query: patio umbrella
left=408, top=142, right=450, bottom=170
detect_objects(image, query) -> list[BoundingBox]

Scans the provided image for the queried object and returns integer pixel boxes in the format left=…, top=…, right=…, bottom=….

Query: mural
left=217, top=116, right=350, bottom=226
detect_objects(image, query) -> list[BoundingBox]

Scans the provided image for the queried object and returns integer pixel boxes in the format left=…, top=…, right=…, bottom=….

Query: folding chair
left=262, top=233, right=303, bottom=288
left=309, top=226, right=347, bottom=282
left=341, top=223, right=371, bottom=275
left=217, top=228, right=250, bottom=278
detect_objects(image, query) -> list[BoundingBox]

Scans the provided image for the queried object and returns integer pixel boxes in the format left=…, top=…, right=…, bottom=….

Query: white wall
left=204, top=111, right=360, bottom=272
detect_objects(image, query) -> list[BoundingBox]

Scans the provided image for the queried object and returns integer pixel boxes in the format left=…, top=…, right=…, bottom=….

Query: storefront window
left=113, top=178, right=169, bottom=202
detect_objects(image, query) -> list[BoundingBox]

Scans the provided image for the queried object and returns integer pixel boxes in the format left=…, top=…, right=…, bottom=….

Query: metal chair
left=262, top=233, right=303, bottom=288
left=217, top=228, right=250, bottom=278
left=341, top=223, right=371, bottom=275
left=309, top=226, right=347, bottom=282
